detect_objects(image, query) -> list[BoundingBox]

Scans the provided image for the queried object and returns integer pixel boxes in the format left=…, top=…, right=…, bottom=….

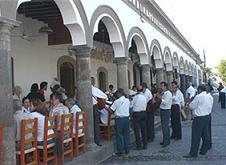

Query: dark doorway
left=60, top=62, right=75, bottom=97
left=99, top=71, right=107, bottom=92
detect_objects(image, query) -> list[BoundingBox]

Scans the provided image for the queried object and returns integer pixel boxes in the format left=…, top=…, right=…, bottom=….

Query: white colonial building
left=0, top=0, right=203, bottom=164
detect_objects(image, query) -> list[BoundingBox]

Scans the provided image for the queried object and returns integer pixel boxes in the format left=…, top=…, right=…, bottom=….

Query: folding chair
left=99, top=109, right=115, bottom=140
left=60, top=113, right=74, bottom=164
left=37, top=116, right=57, bottom=165
left=73, top=111, right=87, bottom=157
left=16, top=118, right=38, bottom=165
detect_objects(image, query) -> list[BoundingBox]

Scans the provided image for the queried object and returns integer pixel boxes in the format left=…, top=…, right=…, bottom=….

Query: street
left=100, top=94, right=226, bottom=165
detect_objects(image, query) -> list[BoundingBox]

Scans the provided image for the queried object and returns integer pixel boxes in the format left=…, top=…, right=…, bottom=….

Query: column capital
left=113, top=57, right=128, bottom=65
left=141, top=64, right=151, bottom=71
left=0, top=17, right=20, bottom=30
left=69, top=45, right=92, bottom=58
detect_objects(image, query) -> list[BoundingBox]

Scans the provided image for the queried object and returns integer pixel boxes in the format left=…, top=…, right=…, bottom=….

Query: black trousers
left=220, top=92, right=225, bottom=108
left=207, top=114, right=212, bottom=149
left=146, top=111, right=155, bottom=141
left=190, top=115, right=210, bottom=156
left=171, top=104, right=182, bottom=139
left=133, top=111, right=147, bottom=148
left=93, top=104, right=100, bottom=145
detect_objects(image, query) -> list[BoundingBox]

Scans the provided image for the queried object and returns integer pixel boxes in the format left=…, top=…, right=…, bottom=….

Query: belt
left=133, top=111, right=146, bottom=113
left=115, top=116, right=129, bottom=119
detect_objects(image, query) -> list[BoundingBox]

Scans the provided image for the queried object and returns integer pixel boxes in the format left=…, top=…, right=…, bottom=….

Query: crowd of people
left=12, top=80, right=83, bottom=158
left=12, top=77, right=215, bottom=159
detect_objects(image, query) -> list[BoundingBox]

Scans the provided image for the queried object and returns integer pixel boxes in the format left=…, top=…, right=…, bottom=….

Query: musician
left=171, top=81, right=184, bottom=140
left=91, top=77, right=108, bottom=146
left=184, top=85, right=213, bottom=158
left=157, top=82, right=172, bottom=147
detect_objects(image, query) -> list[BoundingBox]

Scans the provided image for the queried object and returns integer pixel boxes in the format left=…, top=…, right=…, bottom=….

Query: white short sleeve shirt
left=143, top=88, right=153, bottom=102
left=110, top=96, right=130, bottom=117
left=131, top=93, right=147, bottom=112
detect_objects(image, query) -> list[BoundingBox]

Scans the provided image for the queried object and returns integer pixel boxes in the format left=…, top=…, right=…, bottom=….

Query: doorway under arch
left=60, top=62, right=75, bottom=97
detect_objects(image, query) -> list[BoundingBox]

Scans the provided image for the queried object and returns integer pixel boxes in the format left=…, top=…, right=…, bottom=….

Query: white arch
left=163, top=46, right=173, bottom=71
left=127, top=27, right=149, bottom=65
left=90, top=5, right=126, bottom=58
left=150, top=39, right=163, bottom=69
left=173, top=52, right=179, bottom=73
left=15, top=0, right=87, bottom=46
left=179, top=56, right=185, bottom=74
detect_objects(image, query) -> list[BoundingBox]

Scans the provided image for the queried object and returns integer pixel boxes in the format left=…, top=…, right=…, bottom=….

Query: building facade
left=0, top=0, right=203, bottom=164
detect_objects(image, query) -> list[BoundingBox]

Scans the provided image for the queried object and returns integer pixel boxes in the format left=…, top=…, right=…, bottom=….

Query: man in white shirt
left=131, top=86, right=147, bottom=150
left=141, top=82, right=154, bottom=143
left=186, top=83, right=196, bottom=101
left=184, top=85, right=213, bottom=158
left=109, top=88, right=130, bottom=156
left=171, top=81, right=184, bottom=140
left=91, top=77, right=108, bottom=146
left=158, top=82, right=172, bottom=147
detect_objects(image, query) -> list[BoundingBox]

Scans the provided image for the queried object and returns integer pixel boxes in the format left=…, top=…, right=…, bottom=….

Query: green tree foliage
left=205, top=67, right=212, bottom=80
left=217, top=60, right=226, bottom=83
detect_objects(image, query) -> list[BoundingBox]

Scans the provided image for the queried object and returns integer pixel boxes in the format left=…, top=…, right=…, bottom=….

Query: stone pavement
left=100, top=94, right=226, bottom=165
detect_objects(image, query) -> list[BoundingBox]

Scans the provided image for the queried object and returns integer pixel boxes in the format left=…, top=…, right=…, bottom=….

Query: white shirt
left=70, top=104, right=83, bottom=134
left=30, top=112, right=54, bottom=142
left=207, top=93, right=214, bottom=114
left=92, top=85, right=108, bottom=105
left=143, top=88, right=153, bottom=102
left=189, top=91, right=213, bottom=117
left=131, top=93, right=147, bottom=112
left=172, top=89, right=185, bottom=108
left=186, top=86, right=196, bottom=99
left=221, top=87, right=226, bottom=93
left=110, top=96, right=130, bottom=117
left=160, top=90, right=173, bottom=110
left=13, top=94, right=24, bottom=102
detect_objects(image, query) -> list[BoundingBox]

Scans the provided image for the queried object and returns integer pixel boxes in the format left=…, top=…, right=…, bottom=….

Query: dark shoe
left=96, top=143, right=102, bottom=147
left=147, top=139, right=154, bottom=143
left=162, top=143, right=170, bottom=148
left=199, top=152, right=206, bottom=155
left=134, top=146, right=142, bottom=150
left=125, top=150, right=130, bottom=154
left=115, top=152, right=123, bottom=156
left=183, top=155, right=197, bottom=158
left=170, top=136, right=175, bottom=139
left=160, top=142, right=164, bottom=145
left=174, top=137, right=181, bottom=140
left=143, top=146, right=147, bottom=150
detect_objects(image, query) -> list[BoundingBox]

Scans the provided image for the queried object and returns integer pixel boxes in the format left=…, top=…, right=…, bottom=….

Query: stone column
left=156, top=68, right=166, bottom=86
left=180, top=74, right=186, bottom=95
left=166, top=71, right=174, bottom=85
left=72, top=45, right=94, bottom=144
left=141, top=64, right=151, bottom=88
left=113, top=57, right=129, bottom=92
left=0, top=17, right=19, bottom=165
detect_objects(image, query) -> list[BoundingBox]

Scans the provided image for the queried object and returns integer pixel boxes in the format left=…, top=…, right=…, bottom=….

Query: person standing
left=109, top=88, right=130, bottom=156
left=158, top=82, right=172, bottom=147
left=205, top=85, right=214, bottom=150
left=39, top=81, right=48, bottom=100
left=171, top=81, right=184, bottom=140
left=217, top=82, right=224, bottom=103
left=141, top=82, right=154, bottom=142
left=220, top=86, right=226, bottom=109
left=186, top=83, right=196, bottom=101
left=91, top=77, right=108, bottom=146
left=130, top=86, right=147, bottom=150
left=184, top=85, right=213, bottom=158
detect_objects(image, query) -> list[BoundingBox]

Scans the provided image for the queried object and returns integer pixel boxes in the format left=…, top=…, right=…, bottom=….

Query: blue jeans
left=160, top=109, right=170, bottom=145
left=114, top=117, right=130, bottom=153
left=146, top=111, right=155, bottom=141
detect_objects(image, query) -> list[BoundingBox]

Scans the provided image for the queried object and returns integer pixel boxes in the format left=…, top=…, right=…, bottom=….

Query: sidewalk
left=64, top=116, right=161, bottom=165
left=100, top=95, right=226, bottom=165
